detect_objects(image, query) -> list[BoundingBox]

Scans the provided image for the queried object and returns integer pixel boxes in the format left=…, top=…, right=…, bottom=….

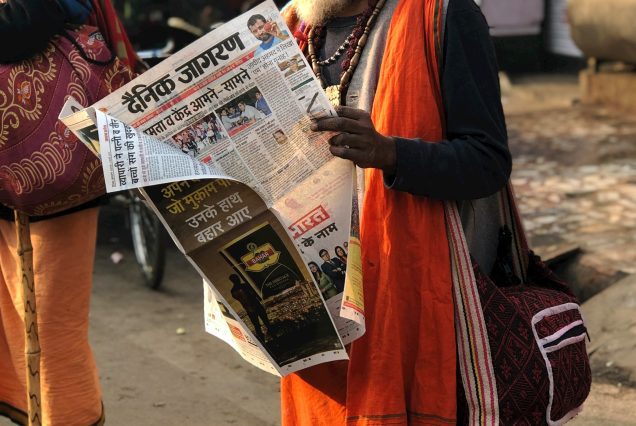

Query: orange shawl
left=281, top=1, right=456, bottom=425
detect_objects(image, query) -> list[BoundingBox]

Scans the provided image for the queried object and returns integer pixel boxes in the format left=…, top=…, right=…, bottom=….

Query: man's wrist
left=381, top=136, right=397, bottom=175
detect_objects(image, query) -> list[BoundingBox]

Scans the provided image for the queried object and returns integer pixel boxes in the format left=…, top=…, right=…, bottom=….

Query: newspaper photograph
left=60, top=0, right=364, bottom=376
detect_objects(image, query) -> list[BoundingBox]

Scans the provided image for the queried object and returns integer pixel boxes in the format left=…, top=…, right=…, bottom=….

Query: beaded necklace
left=315, top=33, right=355, bottom=66
left=307, top=0, right=386, bottom=106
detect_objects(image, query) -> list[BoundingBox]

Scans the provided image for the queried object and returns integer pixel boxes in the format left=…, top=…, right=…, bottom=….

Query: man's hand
left=266, top=21, right=289, bottom=41
left=311, top=106, right=396, bottom=174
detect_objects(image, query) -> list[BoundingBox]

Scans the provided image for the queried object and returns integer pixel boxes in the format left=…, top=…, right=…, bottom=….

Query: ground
left=2, top=74, right=636, bottom=425
left=505, top=75, right=636, bottom=287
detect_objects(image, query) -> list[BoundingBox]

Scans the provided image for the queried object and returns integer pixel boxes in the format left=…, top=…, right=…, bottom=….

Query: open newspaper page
left=61, top=1, right=365, bottom=376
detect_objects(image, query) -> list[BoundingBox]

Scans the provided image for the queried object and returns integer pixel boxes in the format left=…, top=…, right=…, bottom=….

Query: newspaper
left=61, top=0, right=365, bottom=377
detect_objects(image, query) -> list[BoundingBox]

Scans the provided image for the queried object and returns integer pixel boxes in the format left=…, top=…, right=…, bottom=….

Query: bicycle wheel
left=129, top=193, right=166, bottom=289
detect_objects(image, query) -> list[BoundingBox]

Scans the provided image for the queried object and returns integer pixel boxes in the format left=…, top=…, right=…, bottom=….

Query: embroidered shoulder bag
left=0, top=25, right=133, bottom=216
left=446, top=184, right=592, bottom=425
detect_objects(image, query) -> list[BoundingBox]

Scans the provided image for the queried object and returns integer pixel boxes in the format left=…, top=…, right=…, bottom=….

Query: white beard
left=294, top=0, right=359, bottom=26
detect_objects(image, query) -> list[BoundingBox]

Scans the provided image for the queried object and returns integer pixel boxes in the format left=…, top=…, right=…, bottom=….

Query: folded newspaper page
left=61, top=0, right=365, bottom=376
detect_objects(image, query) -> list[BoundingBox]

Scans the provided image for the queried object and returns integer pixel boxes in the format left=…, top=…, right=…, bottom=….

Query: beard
left=294, top=0, right=360, bottom=26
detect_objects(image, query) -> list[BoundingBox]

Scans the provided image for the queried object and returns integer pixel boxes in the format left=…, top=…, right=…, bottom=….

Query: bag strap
left=498, top=183, right=529, bottom=283
left=445, top=200, right=500, bottom=425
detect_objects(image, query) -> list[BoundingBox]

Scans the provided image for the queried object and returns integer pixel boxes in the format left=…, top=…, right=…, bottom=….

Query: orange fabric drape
left=281, top=0, right=456, bottom=425
left=0, top=209, right=102, bottom=426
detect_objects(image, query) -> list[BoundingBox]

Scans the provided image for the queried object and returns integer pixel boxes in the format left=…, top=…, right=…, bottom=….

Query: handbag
left=0, top=25, right=133, bottom=216
left=446, top=184, right=592, bottom=425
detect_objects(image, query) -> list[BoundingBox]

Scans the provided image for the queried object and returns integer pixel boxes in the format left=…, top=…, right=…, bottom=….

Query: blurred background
left=110, top=0, right=586, bottom=70
left=109, top=0, right=290, bottom=58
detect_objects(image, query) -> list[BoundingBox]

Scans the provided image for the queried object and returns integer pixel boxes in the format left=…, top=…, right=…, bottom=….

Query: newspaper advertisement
left=61, top=0, right=365, bottom=376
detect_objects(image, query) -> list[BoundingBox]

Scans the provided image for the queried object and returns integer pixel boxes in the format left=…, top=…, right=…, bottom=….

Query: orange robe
left=282, top=0, right=457, bottom=425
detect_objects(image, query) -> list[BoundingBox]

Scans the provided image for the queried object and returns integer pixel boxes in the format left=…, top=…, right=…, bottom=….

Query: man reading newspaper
left=281, top=0, right=510, bottom=424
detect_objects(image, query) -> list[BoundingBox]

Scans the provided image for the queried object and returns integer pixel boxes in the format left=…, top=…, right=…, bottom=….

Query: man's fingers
left=335, top=106, right=369, bottom=120
left=328, top=133, right=366, bottom=149
left=329, top=145, right=360, bottom=162
left=312, top=117, right=366, bottom=134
